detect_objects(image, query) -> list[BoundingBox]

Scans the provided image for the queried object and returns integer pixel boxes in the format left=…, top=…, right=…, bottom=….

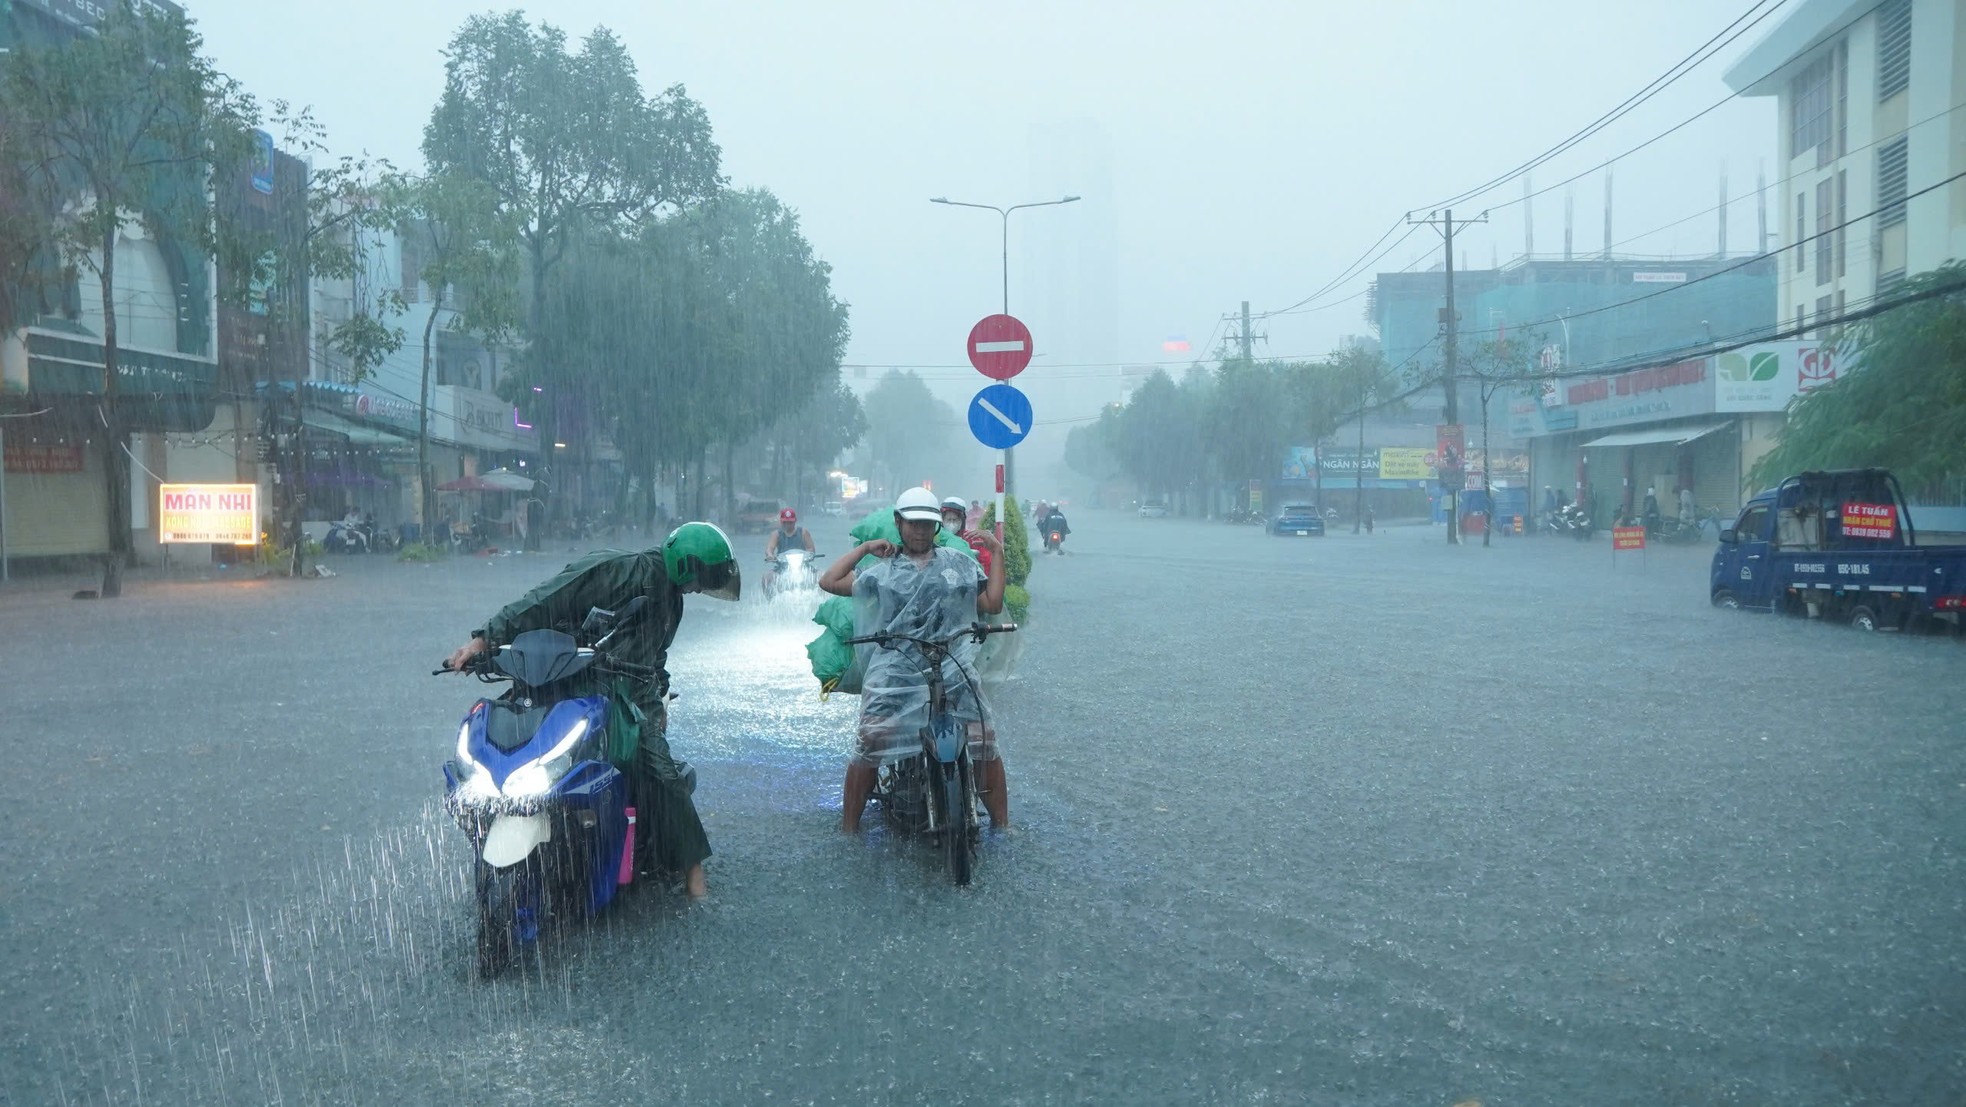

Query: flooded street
left=3, top=514, right=1962, bottom=1105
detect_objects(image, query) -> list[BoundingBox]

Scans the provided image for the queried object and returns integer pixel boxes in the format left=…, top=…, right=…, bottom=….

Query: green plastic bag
left=806, top=594, right=863, bottom=695
left=605, top=679, right=645, bottom=767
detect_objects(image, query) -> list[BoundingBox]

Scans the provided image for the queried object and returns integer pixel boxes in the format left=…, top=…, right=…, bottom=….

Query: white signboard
left=1713, top=342, right=1840, bottom=412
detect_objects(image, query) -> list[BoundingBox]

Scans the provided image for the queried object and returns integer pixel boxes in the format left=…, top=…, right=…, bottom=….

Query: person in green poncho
left=445, top=522, right=741, bottom=900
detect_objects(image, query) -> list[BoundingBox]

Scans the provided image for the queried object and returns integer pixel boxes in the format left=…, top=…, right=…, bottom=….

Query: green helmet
left=663, top=522, right=741, bottom=600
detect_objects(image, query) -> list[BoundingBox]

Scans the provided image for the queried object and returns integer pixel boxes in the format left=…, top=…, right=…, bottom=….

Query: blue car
left=1270, top=503, right=1325, bottom=537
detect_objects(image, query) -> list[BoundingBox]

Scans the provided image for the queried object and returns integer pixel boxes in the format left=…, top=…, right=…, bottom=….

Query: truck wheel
left=1711, top=590, right=1740, bottom=610
left=1849, top=604, right=1882, bottom=632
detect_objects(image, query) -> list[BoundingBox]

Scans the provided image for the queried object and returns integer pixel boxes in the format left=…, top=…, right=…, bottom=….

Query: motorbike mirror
left=615, top=595, right=650, bottom=622
left=579, top=605, right=617, bottom=637
left=1719, top=528, right=1737, bottom=544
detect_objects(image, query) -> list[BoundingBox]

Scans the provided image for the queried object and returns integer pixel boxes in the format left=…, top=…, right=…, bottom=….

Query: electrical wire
left=1418, top=0, right=1792, bottom=213
left=1452, top=167, right=1966, bottom=343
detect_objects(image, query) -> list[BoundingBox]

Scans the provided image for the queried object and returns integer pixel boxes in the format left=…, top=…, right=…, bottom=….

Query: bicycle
left=845, top=622, right=1017, bottom=886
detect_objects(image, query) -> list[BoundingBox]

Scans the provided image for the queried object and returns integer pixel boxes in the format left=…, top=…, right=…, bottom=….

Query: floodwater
left=2, top=512, right=1961, bottom=1105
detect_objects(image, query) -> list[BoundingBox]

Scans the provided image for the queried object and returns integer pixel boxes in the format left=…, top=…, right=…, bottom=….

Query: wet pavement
left=2, top=513, right=1962, bottom=1105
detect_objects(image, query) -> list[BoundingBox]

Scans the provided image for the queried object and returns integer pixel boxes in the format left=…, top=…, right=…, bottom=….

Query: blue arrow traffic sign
left=967, top=383, right=1032, bottom=449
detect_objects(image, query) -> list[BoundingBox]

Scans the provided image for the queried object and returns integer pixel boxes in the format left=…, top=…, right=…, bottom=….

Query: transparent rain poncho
left=851, top=546, right=996, bottom=766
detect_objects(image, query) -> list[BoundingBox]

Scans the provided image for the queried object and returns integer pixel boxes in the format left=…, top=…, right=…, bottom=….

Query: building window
left=1878, top=0, right=1912, bottom=100
left=1834, top=290, right=1845, bottom=325
left=1796, top=304, right=1806, bottom=337
left=1835, top=169, right=1847, bottom=277
left=1877, top=136, right=1909, bottom=282
left=1815, top=179, right=1833, bottom=285
left=1790, top=52, right=1834, bottom=158
left=1795, top=192, right=1807, bottom=275
left=1835, top=41, right=1848, bottom=157
left=1816, top=295, right=1832, bottom=334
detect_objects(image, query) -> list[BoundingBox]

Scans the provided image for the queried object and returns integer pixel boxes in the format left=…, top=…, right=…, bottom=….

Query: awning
left=1582, top=421, right=1733, bottom=449
left=305, top=410, right=414, bottom=448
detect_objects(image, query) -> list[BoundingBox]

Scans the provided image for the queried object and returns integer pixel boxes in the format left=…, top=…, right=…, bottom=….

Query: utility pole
left=1407, top=207, right=1487, bottom=545
left=1240, top=301, right=1254, bottom=360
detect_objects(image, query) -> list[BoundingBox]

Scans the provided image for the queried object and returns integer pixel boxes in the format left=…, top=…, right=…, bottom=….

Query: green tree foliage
left=1080, top=347, right=1402, bottom=507
left=859, top=370, right=970, bottom=492
left=977, top=495, right=1031, bottom=589
left=379, top=168, right=523, bottom=536
left=422, top=10, right=723, bottom=535
left=1750, top=263, right=1966, bottom=495
left=1, top=0, right=257, bottom=596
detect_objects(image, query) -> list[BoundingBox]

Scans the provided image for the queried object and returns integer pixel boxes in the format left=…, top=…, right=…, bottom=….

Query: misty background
left=186, top=0, right=1777, bottom=478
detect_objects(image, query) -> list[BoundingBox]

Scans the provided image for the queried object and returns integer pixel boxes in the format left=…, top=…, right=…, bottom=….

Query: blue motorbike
left=437, top=599, right=659, bottom=976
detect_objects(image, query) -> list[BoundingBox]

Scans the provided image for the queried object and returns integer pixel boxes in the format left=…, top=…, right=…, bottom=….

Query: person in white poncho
left=818, top=486, right=1008, bottom=833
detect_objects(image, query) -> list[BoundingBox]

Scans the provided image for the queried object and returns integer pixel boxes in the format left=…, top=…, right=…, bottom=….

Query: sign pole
left=0, top=419, right=9, bottom=582
left=994, top=462, right=1006, bottom=544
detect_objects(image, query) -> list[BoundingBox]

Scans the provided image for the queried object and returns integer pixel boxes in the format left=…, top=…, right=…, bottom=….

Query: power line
left=1419, top=0, right=1791, bottom=213
left=1454, top=167, right=1966, bottom=343
left=1259, top=0, right=1886, bottom=323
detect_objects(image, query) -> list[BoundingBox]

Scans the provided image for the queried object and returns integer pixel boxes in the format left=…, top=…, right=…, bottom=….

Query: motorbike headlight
left=501, top=718, right=590, bottom=799
left=454, top=722, right=500, bottom=801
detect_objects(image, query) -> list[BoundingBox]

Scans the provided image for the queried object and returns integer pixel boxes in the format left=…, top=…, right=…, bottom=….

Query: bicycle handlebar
left=846, top=622, right=1017, bottom=650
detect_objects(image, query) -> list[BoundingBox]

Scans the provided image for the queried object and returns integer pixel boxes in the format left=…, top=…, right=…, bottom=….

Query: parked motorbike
left=1555, top=503, right=1595, bottom=540
left=323, top=520, right=369, bottom=554
left=436, top=597, right=676, bottom=976
left=764, top=548, right=821, bottom=600
left=847, top=622, right=1016, bottom=886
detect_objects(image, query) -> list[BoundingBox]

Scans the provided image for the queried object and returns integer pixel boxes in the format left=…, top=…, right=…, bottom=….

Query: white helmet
left=940, top=497, right=968, bottom=514
left=894, top=486, right=941, bottom=522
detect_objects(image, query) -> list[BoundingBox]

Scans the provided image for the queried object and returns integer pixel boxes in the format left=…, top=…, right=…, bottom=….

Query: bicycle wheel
left=944, top=762, right=974, bottom=887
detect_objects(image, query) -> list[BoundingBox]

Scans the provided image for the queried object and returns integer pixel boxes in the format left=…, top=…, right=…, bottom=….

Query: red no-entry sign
left=967, top=314, right=1033, bottom=380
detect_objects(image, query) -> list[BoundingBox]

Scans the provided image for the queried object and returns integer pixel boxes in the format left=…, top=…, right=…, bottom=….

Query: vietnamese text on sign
left=159, top=483, right=259, bottom=545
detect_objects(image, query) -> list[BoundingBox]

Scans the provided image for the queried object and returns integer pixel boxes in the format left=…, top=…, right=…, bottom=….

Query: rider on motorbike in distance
left=819, top=486, right=1008, bottom=833
left=762, top=508, right=816, bottom=593
left=1039, top=503, right=1071, bottom=553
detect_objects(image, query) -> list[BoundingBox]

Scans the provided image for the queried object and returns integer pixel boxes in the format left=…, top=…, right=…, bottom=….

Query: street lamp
left=930, top=195, right=1079, bottom=317
left=929, top=194, right=1080, bottom=510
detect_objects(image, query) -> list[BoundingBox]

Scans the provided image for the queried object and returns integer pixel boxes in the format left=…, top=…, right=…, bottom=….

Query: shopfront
left=1509, top=342, right=1837, bottom=526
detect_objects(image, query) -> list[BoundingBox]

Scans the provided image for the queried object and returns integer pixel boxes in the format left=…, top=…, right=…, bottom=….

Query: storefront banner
left=1842, top=502, right=1896, bottom=539
left=1283, top=446, right=1317, bottom=479
left=1713, top=343, right=1840, bottom=412
left=1376, top=448, right=1430, bottom=480
left=4, top=443, right=85, bottom=473
left=159, top=484, right=258, bottom=545
left=1509, top=357, right=1714, bottom=437
left=1309, top=447, right=1379, bottom=478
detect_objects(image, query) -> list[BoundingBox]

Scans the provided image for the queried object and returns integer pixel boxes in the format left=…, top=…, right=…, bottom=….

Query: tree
left=378, top=170, right=521, bottom=539
left=1459, top=334, right=1540, bottom=546
left=1750, top=263, right=1966, bottom=497
left=859, top=370, right=971, bottom=494
left=422, top=11, right=723, bottom=543
left=1, top=0, right=257, bottom=596
left=1315, top=344, right=1400, bottom=532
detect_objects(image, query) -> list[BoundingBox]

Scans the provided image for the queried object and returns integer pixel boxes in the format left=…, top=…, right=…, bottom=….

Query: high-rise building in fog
left=1019, top=120, right=1121, bottom=459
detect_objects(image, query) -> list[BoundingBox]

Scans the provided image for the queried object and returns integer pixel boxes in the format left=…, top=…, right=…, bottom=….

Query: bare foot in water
left=685, top=864, right=708, bottom=900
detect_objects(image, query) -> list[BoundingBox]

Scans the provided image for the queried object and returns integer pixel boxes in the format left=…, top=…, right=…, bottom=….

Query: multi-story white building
left=1725, top=0, right=1966, bottom=332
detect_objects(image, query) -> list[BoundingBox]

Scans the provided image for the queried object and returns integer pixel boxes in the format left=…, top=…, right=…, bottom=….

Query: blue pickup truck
left=1711, top=468, right=1966, bottom=633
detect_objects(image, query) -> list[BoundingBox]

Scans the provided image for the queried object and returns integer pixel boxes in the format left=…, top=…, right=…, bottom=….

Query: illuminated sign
left=159, top=483, right=258, bottom=545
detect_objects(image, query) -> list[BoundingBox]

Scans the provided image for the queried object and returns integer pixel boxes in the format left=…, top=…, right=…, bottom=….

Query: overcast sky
left=185, top=0, right=1783, bottom=459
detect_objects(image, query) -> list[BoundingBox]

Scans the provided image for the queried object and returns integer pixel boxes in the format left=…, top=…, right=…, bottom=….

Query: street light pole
left=930, top=195, right=1079, bottom=525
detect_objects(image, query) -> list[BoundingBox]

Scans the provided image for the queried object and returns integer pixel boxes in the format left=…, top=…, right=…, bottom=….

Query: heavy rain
left=2, top=1, right=1964, bottom=1104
